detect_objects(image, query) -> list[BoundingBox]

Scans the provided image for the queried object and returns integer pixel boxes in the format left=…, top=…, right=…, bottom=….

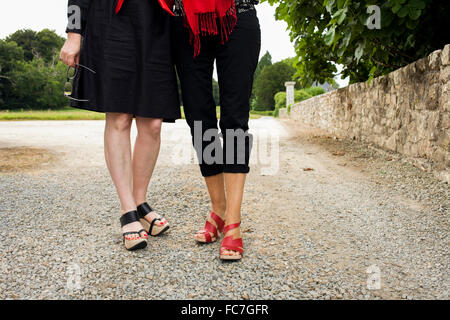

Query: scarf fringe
left=185, top=2, right=237, bottom=57
left=219, top=4, right=237, bottom=45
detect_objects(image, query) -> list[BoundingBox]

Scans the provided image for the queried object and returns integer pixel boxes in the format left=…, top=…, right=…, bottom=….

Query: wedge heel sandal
left=120, top=210, right=147, bottom=251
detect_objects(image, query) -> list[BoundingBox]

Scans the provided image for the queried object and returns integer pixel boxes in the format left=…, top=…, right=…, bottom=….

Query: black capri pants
left=171, top=10, right=261, bottom=177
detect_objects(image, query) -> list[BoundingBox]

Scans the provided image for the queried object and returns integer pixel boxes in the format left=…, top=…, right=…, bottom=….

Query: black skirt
left=70, top=0, right=181, bottom=122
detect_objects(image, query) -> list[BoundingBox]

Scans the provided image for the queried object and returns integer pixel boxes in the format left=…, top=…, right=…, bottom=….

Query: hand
left=60, top=33, right=82, bottom=67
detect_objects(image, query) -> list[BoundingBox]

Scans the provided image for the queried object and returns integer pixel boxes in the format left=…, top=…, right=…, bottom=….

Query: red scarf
left=182, top=0, right=237, bottom=56
left=115, top=0, right=237, bottom=57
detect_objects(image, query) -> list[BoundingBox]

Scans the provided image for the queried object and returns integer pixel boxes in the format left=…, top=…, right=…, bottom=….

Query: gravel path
left=0, top=119, right=448, bottom=300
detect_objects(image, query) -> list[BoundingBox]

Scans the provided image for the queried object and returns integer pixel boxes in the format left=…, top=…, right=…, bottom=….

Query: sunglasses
left=64, top=64, right=96, bottom=102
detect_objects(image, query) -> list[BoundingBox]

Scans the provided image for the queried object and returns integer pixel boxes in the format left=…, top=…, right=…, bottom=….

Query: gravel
left=0, top=119, right=448, bottom=299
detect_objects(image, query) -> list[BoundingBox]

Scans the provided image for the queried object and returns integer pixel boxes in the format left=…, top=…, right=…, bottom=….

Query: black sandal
left=120, top=210, right=147, bottom=251
left=137, top=203, right=170, bottom=236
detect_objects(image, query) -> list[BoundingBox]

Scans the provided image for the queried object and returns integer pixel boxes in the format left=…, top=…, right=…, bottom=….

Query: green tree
left=0, top=40, right=25, bottom=108
left=6, top=29, right=38, bottom=61
left=254, top=51, right=273, bottom=81
left=265, top=0, right=450, bottom=84
left=35, top=29, right=65, bottom=63
left=6, top=29, right=64, bottom=63
left=1, top=29, right=68, bottom=110
left=10, top=58, right=67, bottom=109
left=253, top=61, right=297, bottom=111
left=251, top=51, right=273, bottom=108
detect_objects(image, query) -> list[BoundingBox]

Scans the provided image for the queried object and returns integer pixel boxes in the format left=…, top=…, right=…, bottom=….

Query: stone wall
left=283, top=44, right=450, bottom=173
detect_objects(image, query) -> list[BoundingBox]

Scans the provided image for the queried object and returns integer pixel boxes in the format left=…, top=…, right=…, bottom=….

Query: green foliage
left=9, top=58, right=67, bottom=109
left=287, top=103, right=292, bottom=115
left=274, top=91, right=287, bottom=110
left=273, top=86, right=324, bottom=115
left=305, top=86, right=326, bottom=96
left=0, top=40, right=25, bottom=107
left=34, top=29, right=65, bottom=63
left=1, top=29, right=68, bottom=110
left=6, top=29, right=38, bottom=61
left=250, top=110, right=274, bottom=116
left=295, top=89, right=313, bottom=102
left=254, top=51, right=273, bottom=82
left=265, top=0, right=450, bottom=84
left=6, top=29, right=64, bottom=63
left=253, top=61, right=297, bottom=111
left=212, top=78, right=220, bottom=106
left=251, top=51, right=273, bottom=107
left=272, top=107, right=280, bottom=117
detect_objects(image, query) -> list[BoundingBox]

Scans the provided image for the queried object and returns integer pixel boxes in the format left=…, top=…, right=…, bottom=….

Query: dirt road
left=0, top=119, right=448, bottom=299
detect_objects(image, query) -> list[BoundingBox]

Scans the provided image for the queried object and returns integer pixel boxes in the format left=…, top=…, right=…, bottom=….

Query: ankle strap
left=136, top=202, right=153, bottom=218
left=120, top=210, right=140, bottom=227
left=224, top=222, right=241, bottom=235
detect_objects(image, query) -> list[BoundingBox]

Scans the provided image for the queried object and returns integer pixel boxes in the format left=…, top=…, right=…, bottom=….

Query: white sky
left=0, top=1, right=347, bottom=86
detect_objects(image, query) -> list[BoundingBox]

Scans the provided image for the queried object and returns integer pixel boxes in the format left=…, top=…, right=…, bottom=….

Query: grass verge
left=0, top=107, right=264, bottom=121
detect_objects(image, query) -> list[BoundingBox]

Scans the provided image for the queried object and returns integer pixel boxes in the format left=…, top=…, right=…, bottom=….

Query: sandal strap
left=198, top=228, right=213, bottom=242
left=149, top=216, right=163, bottom=234
left=220, top=236, right=244, bottom=254
left=210, top=211, right=225, bottom=233
left=199, top=220, right=218, bottom=241
left=120, top=210, right=140, bottom=227
left=136, top=202, right=153, bottom=219
left=223, top=222, right=241, bottom=235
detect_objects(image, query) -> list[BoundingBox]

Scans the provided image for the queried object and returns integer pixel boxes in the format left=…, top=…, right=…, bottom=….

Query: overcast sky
left=0, top=1, right=347, bottom=86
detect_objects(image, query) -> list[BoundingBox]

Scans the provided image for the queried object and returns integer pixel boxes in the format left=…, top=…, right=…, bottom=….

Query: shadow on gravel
left=0, top=147, right=57, bottom=173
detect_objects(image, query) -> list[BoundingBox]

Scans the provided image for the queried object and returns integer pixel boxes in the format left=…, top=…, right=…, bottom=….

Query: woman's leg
left=222, top=173, right=246, bottom=257
left=172, top=17, right=226, bottom=239
left=215, top=10, right=261, bottom=257
left=132, top=117, right=166, bottom=225
left=104, top=112, right=142, bottom=234
left=194, top=173, right=227, bottom=241
left=133, top=117, right=162, bottom=205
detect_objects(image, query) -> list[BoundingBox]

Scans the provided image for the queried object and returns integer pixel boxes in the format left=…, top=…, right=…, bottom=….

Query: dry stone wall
left=282, top=44, right=450, bottom=173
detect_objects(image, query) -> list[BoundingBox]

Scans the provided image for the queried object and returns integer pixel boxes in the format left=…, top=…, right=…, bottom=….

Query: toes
left=223, top=250, right=239, bottom=256
left=194, top=233, right=205, bottom=241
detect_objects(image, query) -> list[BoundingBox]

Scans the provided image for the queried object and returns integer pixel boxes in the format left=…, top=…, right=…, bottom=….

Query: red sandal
left=219, top=222, right=243, bottom=261
left=195, top=211, right=225, bottom=243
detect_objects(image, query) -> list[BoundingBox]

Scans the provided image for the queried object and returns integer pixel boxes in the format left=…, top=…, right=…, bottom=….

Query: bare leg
left=133, top=117, right=161, bottom=205
left=132, top=117, right=166, bottom=225
left=194, top=173, right=227, bottom=241
left=222, top=173, right=246, bottom=257
left=104, top=113, right=143, bottom=234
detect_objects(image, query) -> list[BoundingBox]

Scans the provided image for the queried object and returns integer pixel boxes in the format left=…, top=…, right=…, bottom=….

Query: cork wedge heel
left=137, top=203, right=170, bottom=236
